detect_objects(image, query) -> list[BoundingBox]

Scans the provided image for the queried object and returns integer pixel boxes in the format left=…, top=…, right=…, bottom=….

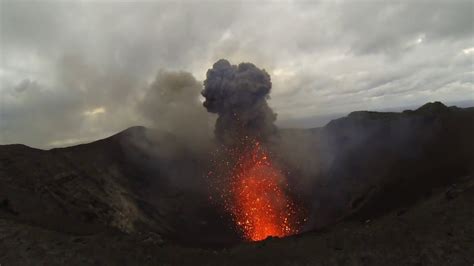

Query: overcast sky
left=1, top=0, right=473, bottom=148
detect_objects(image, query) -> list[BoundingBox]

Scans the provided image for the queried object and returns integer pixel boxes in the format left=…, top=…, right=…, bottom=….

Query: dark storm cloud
left=0, top=0, right=472, bottom=147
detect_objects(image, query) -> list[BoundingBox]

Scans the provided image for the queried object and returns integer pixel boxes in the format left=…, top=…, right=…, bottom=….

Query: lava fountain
left=202, top=59, right=306, bottom=241
left=208, top=140, right=305, bottom=241
left=228, top=141, right=302, bottom=241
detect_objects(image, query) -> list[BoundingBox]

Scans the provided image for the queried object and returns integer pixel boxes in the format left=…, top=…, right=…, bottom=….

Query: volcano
left=1, top=102, right=474, bottom=265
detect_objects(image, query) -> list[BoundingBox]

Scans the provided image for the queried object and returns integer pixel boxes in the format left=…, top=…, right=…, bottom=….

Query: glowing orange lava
left=226, top=142, right=302, bottom=241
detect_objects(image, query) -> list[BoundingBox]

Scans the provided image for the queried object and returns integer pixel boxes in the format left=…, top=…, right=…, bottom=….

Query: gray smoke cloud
left=202, top=59, right=277, bottom=146
left=125, top=70, right=217, bottom=193
left=138, top=70, right=215, bottom=152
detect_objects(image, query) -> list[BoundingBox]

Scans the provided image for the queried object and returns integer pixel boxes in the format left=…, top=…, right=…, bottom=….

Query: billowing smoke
left=126, top=70, right=217, bottom=192
left=138, top=70, right=215, bottom=152
left=202, top=59, right=277, bottom=146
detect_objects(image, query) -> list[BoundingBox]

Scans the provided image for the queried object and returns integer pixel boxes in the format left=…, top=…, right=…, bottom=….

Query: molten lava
left=211, top=141, right=304, bottom=241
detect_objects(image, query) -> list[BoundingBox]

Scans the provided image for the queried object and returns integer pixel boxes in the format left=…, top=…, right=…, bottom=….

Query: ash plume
left=138, top=70, right=215, bottom=152
left=202, top=59, right=277, bottom=146
left=128, top=70, right=217, bottom=191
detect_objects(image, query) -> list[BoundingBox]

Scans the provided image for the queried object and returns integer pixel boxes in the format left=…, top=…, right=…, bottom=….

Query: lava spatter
left=208, top=140, right=305, bottom=241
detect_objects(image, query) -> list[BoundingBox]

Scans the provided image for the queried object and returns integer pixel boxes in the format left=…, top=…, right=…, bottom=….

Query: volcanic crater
left=1, top=60, right=473, bottom=265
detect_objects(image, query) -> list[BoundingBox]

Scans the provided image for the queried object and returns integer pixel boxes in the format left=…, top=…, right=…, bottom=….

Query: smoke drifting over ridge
left=202, top=59, right=277, bottom=146
left=138, top=70, right=215, bottom=152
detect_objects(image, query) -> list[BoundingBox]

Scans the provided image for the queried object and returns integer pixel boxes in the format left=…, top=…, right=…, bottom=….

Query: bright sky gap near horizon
left=1, top=0, right=473, bottom=149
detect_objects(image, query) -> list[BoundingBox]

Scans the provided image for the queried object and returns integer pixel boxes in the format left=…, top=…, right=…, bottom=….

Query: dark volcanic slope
left=1, top=102, right=474, bottom=265
left=307, top=102, right=474, bottom=228
left=0, top=127, right=224, bottom=244
left=1, top=172, right=473, bottom=265
left=0, top=127, right=170, bottom=234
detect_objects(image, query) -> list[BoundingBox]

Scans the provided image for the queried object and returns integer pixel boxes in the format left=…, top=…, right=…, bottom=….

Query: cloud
left=84, top=107, right=106, bottom=116
left=0, top=0, right=472, bottom=148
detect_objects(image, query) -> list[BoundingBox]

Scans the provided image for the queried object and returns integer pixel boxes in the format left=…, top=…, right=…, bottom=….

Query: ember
left=210, top=140, right=305, bottom=242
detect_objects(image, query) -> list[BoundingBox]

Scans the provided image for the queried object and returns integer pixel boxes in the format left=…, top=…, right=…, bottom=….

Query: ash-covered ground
left=1, top=101, right=473, bottom=265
